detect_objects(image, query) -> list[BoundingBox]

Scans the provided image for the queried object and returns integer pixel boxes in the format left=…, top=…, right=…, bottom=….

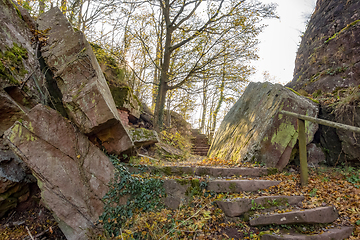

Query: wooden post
left=297, top=119, right=308, bottom=186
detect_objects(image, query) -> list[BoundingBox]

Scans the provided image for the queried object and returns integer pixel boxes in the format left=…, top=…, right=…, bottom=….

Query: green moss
left=0, top=43, right=28, bottom=85
left=286, top=87, right=301, bottom=96
left=175, top=179, right=190, bottom=186
left=161, top=166, right=173, bottom=176
left=11, top=1, right=24, bottom=20
left=175, top=179, right=204, bottom=197
left=270, top=121, right=296, bottom=149
left=325, top=19, right=360, bottom=44
left=286, top=87, right=319, bottom=104
left=267, top=168, right=278, bottom=175
left=130, top=128, right=156, bottom=142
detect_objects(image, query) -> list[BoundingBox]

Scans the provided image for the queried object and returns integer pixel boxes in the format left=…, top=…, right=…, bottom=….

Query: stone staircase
left=190, top=129, right=210, bottom=156
left=127, top=163, right=354, bottom=239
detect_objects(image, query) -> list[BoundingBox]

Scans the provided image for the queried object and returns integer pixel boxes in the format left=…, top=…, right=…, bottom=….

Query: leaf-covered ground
left=1, top=157, right=359, bottom=240
left=0, top=184, right=66, bottom=240
left=119, top=157, right=360, bottom=240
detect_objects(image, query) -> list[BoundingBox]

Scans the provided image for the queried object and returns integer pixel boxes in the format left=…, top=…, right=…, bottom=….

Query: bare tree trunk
left=152, top=16, right=163, bottom=111
left=154, top=0, right=171, bottom=131
left=211, top=64, right=226, bottom=138
left=200, top=78, right=207, bottom=133
left=154, top=79, right=168, bottom=131
left=165, top=91, right=171, bottom=128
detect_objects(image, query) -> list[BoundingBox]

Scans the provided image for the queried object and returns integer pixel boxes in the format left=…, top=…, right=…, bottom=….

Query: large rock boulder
left=287, top=0, right=360, bottom=94
left=208, top=82, right=319, bottom=170
left=4, top=104, right=115, bottom=240
left=37, top=8, right=134, bottom=155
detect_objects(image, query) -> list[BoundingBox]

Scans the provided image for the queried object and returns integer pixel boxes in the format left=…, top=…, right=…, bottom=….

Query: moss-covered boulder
left=129, top=128, right=159, bottom=147
left=208, top=82, right=319, bottom=170
left=109, top=85, right=141, bottom=119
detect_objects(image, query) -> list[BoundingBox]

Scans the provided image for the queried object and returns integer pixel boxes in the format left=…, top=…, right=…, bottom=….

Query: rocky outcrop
left=287, top=0, right=360, bottom=94
left=0, top=0, right=49, bottom=218
left=208, top=82, right=319, bottom=170
left=285, top=0, right=360, bottom=166
left=0, top=0, right=48, bottom=134
left=4, top=104, right=115, bottom=240
left=37, top=8, right=134, bottom=155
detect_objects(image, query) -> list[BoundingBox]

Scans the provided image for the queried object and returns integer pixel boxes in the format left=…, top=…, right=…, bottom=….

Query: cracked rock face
left=287, top=0, right=360, bottom=94
left=4, top=104, right=115, bottom=240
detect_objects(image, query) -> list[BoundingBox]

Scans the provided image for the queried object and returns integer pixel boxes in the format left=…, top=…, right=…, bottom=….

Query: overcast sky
left=251, top=0, right=317, bottom=85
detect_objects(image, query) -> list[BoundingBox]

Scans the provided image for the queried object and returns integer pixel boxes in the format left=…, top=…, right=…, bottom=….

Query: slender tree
left=118, top=0, right=277, bottom=130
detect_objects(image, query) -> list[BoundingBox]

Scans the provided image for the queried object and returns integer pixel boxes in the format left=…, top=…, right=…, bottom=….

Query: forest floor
left=0, top=156, right=359, bottom=240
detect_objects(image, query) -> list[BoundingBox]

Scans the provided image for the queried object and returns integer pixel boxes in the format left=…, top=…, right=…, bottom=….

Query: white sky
left=251, top=0, right=317, bottom=85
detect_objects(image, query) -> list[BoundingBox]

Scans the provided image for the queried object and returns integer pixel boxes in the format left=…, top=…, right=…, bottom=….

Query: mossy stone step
left=260, top=226, right=354, bottom=240
left=216, top=195, right=304, bottom=217
left=127, top=164, right=269, bottom=177
left=250, top=206, right=338, bottom=226
left=207, top=180, right=281, bottom=193
left=163, top=179, right=281, bottom=209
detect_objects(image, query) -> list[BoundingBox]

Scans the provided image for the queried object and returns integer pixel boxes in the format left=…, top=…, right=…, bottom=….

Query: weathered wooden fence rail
left=279, top=110, right=360, bottom=187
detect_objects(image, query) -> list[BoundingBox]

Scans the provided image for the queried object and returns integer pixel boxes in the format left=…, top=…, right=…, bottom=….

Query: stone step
left=250, top=206, right=338, bottom=226
left=127, top=165, right=269, bottom=177
left=192, top=152, right=208, bottom=156
left=208, top=180, right=281, bottom=193
left=192, top=151, right=209, bottom=155
left=216, top=195, right=304, bottom=217
left=192, top=148, right=209, bottom=151
left=191, top=146, right=210, bottom=149
left=260, top=226, right=354, bottom=240
left=163, top=179, right=280, bottom=209
left=192, top=142, right=208, bottom=145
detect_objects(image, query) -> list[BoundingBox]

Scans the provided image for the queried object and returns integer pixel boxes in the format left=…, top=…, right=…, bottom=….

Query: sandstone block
left=37, top=8, right=133, bottom=155
left=216, top=195, right=304, bottom=217
left=4, top=104, right=115, bottom=240
left=250, top=206, right=338, bottom=226
left=209, top=82, right=318, bottom=170
left=207, top=180, right=281, bottom=193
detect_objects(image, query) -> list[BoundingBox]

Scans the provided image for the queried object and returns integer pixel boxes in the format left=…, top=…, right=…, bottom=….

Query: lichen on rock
left=208, top=82, right=319, bottom=170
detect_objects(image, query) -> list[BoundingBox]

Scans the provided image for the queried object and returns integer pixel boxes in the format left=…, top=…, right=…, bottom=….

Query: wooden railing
left=279, top=110, right=360, bottom=187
